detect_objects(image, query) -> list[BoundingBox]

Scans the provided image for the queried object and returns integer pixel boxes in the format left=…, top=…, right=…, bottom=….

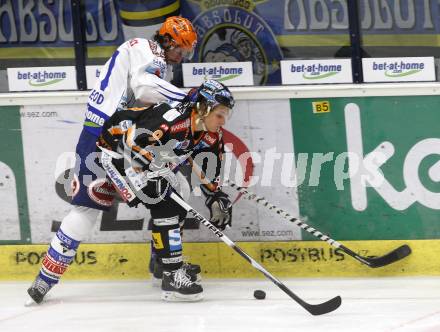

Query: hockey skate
left=151, top=257, right=201, bottom=287
left=161, top=267, right=203, bottom=302
left=26, top=275, right=53, bottom=305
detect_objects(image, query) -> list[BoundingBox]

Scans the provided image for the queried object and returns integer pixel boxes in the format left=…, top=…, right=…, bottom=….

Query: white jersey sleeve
left=84, top=41, right=131, bottom=136
left=83, top=38, right=186, bottom=137
left=128, top=38, right=186, bottom=106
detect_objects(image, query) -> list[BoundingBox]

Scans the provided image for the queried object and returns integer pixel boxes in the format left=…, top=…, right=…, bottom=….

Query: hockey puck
left=253, top=290, right=266, bottom=300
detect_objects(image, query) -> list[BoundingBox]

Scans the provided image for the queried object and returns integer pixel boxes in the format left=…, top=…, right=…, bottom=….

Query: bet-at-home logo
left=345, top=103, right=440, bottom=210
left=17, top=70, right=67, bottom=87
left=192, top=66, right=244, bottom=82
left=372, top=61, right=425, bottom=78
left=190, top=0, right=281, bottom=85
left=290, top=63, right=343, bottom=80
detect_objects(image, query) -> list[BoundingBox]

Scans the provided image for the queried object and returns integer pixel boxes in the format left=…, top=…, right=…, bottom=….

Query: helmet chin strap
left=195, top=102, right=212, bottom=131
left=195, top=117, right=207, bottom=131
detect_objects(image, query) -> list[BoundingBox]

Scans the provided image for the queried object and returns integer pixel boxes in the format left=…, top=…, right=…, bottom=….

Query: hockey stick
left=225, top=181, right=411, bottom=268
left=187, top=157, right=410, bottom=268
left=100, top=149, right=341, bottom=315
left=169, top=192, right=341, bottom=316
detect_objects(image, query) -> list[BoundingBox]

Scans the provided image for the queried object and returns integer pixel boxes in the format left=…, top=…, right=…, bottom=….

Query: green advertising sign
left=0, top=106, right=30, bottom=244
left=291, top=96, right=440, bottom=240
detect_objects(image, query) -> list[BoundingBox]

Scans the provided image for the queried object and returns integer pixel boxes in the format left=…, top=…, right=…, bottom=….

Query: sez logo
left=16, top=70, right=67, bottom=86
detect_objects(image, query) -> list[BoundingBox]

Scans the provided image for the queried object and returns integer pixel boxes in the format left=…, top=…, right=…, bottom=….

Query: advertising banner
left=290, top=95, right=440, bottom=240
left=3, top=238, right=435, bottom=281
left=181, top=0, right=440, bottom=85
left=0, top=100, right=299, bottom=244
left=362, top=57, right=436, bottom=82
left=3, top=1, right=440, bottom=86
left=86, top=65, right=102, bottom=90
left=0, top=0, right=124, bottom=66
left=181, top=1, right=284, bottom=85
left=7, top=66, right=77, bottom=91
left=0, top=106, right=30, bottom=243
left=281, top=59, right=352, bottom=84
left=182, top=62, right=254, bottom=87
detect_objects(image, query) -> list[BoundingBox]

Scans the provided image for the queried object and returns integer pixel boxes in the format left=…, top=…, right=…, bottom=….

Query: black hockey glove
left=126, top=166, right=177, bottom=208
left=200, top=185, right=232, bottom=231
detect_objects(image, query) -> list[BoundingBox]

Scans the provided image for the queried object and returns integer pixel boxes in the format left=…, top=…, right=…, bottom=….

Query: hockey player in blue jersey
left=27, top=16, right=198, bottom=304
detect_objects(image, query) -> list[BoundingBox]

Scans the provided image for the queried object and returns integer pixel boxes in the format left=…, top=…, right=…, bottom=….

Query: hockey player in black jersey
left=100, top=79, right=234, bottom=301
left=27, top=79, right=234, bottom=304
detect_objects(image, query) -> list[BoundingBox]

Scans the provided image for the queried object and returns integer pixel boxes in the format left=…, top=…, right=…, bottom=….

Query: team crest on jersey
left=190, top=1, right=282, bottom=85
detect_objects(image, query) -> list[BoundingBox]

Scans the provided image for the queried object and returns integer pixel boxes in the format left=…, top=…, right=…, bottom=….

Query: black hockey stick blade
left=355, top=244, right=412, bottom=268
left=281, top=281, right=341, bottom=315
left=305, top=295, right=342, bottom=316
left=170, top=193, right=342, bottom=316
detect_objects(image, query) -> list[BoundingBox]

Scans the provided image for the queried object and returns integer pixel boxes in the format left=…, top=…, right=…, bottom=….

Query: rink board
left=0, top=239, right=436, bottom=281
left=291, top=96, right=440, bottom=241
left=0, top=101, right=300, bottom=244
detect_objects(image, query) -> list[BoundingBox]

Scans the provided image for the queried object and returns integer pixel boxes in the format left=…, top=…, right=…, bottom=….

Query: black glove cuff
left=200, top=185, right=229, bottom=208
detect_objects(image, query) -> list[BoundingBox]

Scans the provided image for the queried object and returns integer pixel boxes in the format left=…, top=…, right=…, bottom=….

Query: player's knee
left=152, top=215, right=180, bottom=227
left=60, top=206, right=100, bottom=241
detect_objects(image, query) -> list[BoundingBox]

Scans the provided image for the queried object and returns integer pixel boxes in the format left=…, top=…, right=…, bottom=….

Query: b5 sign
left=7, top=66, right=77, bottom=91
left=182, top=62, right=253, bottom=87
left=281, top=59, right=353, bottom=84
left=362, top=57, right=435, bottom=82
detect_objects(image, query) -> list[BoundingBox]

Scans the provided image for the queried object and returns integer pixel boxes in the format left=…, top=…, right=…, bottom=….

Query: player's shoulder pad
left=161, top=101, right=191, bottom=123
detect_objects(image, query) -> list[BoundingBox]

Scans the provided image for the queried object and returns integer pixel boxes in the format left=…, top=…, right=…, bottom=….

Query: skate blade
left=161, top=291, right=203, bottom=302
left=24, top=296, right=39, bottom=307
left=151, top=276, right=162, bottom=288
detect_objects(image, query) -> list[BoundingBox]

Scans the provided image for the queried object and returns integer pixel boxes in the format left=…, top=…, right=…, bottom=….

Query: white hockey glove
left=200, top=185, right=232, bottom=231
left=99, top=146, right=177, bottom=207
left=125, top=165, right=178, bottom=207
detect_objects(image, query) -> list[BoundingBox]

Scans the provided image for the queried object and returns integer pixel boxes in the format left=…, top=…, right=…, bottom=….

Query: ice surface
left=0, top=277, right=439, bottom=332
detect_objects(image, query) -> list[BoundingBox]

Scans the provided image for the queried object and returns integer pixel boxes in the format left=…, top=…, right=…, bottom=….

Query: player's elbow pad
left=133, top=85, right=163, bottom=105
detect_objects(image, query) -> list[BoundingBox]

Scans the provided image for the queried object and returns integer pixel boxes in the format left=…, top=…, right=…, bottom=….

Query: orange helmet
left=158, top=16, right=197, bottom=56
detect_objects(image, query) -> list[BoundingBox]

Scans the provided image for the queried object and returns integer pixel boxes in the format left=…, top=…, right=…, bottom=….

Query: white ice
left=0, top=277, right=439, bottom=332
